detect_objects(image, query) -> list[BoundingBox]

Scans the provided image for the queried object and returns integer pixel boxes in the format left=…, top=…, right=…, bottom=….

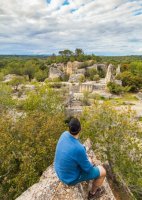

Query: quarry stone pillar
left=105, top=64, right=114, bottom=84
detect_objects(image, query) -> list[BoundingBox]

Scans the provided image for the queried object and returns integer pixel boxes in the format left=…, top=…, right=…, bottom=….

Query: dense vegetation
left=0, top=84, right=66, bottom=199
left=0, top=53, right=142, bottom=199
left=81, top=104, right=142, bottom=199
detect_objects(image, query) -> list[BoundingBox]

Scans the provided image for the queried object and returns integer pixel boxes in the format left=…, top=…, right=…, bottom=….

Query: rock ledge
left=16, top=139, right=116, bottom=200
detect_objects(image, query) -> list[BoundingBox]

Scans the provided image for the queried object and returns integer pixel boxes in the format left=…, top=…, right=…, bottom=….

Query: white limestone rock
left=105, top=64, right=114, bottom=84
left=49, top=67, right=64, bottom=80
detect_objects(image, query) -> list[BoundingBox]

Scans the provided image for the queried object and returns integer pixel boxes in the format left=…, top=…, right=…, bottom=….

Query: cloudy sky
left=0, top=0, right=142, bottom=55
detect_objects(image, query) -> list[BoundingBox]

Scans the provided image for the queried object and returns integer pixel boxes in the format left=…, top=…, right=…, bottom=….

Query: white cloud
left=138, top=48, right=142, bottom=52
left=0, top=0, right=142, bottom=55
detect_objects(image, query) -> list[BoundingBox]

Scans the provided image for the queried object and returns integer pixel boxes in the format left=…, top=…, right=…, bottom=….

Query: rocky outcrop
left=79, top=83, right=94, bottom=93
left=52, top=63, right=65, bottom=71
left=16, top=139, right=116, bottom=200
left=3, top=74, right=27, bottom=83
left=105, top=64, right=114, bottom=84
left=49, top=67, right=64, bottom=80
left=66, top=61, right=82, bottom=75
left=79, top=81, right=106, bottom=93
left=86, top=64, right=98, bottom=71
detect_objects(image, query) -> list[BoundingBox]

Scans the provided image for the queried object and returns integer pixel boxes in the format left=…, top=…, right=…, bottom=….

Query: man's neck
left=70, top=132, right=79, bottom=139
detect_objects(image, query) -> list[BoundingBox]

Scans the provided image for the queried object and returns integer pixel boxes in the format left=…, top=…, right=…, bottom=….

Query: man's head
left=68, top=118, right=81, bottom=135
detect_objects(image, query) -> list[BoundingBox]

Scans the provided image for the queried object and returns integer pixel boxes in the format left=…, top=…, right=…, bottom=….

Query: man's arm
left=76, top=147, right=93, bottom=172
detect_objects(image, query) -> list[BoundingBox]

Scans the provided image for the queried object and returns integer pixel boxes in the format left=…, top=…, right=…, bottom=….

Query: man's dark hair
left=68, top=118, right=81, bottom=135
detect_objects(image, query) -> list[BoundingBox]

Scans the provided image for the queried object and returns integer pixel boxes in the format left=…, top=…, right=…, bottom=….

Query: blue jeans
left=68, top=166, right=100, bottom=186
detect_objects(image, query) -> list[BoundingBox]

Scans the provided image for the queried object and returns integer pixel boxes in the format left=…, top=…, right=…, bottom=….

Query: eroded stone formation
left=66, top=61, right=82, bottom=75
left=16, top=139, right=116, bottom=200
left=49, top=67, right=64, bottom=80
left=105, top=64, right=114, bottom=84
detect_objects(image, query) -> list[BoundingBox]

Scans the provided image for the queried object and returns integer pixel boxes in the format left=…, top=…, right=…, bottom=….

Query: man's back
left=54, top=131, right=93, bottom=184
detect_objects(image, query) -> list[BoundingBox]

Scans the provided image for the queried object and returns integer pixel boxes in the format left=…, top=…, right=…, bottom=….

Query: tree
left=23, top=61, right=37, bottom=81
left=75, top=48, right=84, bottom=56
left=59, top=49, right=73, bottom=57
left=34, top=70, right=48, bottom=82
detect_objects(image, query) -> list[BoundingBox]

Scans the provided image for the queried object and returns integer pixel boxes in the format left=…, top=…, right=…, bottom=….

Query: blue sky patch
left=63, top=0, right=70, bottom=6
left=46, top=0, right=51, bottom=3
left=133, top=10, right=142, bottom=16
left=71, top=8, right=78, bottom=13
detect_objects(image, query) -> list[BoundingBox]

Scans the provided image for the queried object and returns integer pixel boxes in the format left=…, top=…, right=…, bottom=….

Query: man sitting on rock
left=54, top=117, right=106, bottom=200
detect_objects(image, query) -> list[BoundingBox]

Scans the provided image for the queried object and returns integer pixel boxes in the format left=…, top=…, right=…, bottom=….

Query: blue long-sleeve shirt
left=54, top=131, right=93, bottom=184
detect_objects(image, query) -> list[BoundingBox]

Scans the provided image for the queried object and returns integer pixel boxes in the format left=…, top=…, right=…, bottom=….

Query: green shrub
left=93, top=74, right=100, bottom=82
left=107, top=82, right=129, bottom=94
left=98, top=68, right=106, bottom=78
left=79, top=62, right=89, bottom=69
left=9, top=76, right=25, bottom=91
left=116, top=71, right=142, bottom=92
left=0, top=83, right=15, bottom=111
left=86, top=68, right=98, bottom=80
left=0, top=111, right=66, bottom=200
left=0, top=72, right=4, bottom=81
left=81, top=103, right=142, bottom=199
left=34, top=70, right=48, bottom=82
left=79, top=74, right=85, bottom=83
left=49, top=82, right=62, bottom=88
left=19, top=84, right=64, bottom=114
left=81, top=91, right=90, bottom=106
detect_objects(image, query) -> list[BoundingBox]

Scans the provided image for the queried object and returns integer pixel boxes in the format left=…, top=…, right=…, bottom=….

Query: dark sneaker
left=88, top=186, right=105, bottom=200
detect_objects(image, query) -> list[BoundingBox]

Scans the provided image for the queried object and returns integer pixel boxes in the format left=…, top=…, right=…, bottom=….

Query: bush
left=0, top=81, right=66, bottom=199
left=19, top=84, right=64, bottom=114
left=107, top=82, right=129, bottom=94
left=86, top=68, right=98, bottom=80
left=0, top=72, right=4, bottom=81
left=0, top=83, right=15, bottom=111
left=49, top=82, right=62, bottom=88
left=0, top=111, right=66, bottom=199
left=81, top=103, right=142, bottom=199
left=82, top=91, right=90, bottom=106
left=34, top=70, right=48, bottom=82
left=117, top=71, right=142, bottom=92
left=98, top=68, right=105, bottom=78
left=79, top=62, right=89, bottom=69
left=9, top=76, right=25, bottom=91
left=93, top=74, right=100, bottom=82
left=79, top=74, right=85, bottom=83
left=130, top=61, right=142, bottom=77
